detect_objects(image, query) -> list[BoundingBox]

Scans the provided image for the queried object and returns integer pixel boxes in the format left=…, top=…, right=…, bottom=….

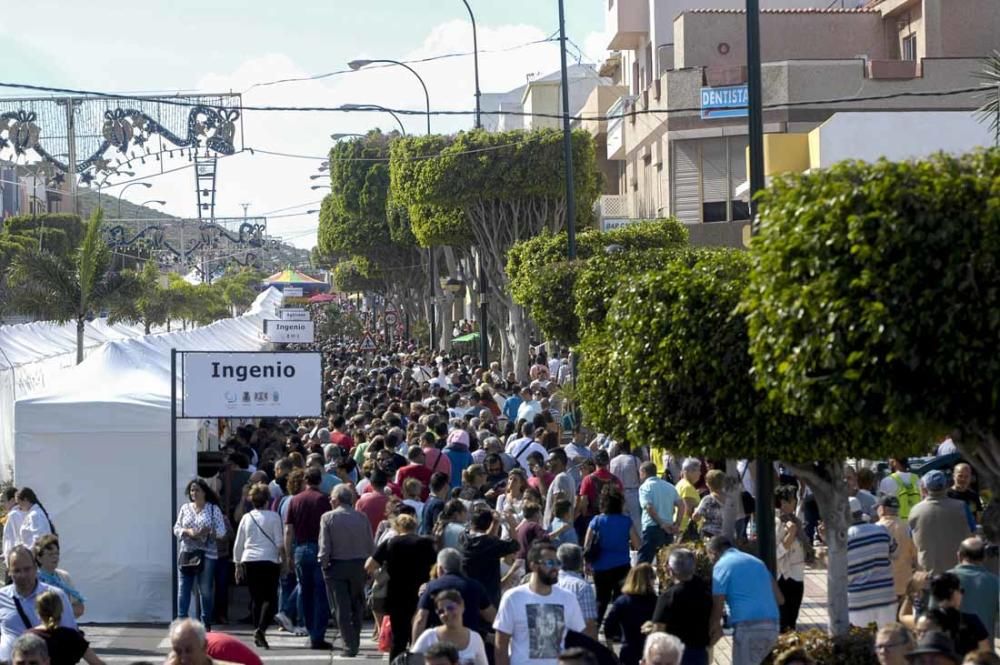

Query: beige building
left=602, top=0, right=999, bottom=245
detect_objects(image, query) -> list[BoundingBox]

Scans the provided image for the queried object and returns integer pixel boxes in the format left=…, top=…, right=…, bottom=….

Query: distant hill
left=75, top=190, right=312, bottom=272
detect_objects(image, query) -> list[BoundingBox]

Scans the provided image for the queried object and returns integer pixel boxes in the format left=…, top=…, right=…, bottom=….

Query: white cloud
left=114, top=20, right=582, bottom=249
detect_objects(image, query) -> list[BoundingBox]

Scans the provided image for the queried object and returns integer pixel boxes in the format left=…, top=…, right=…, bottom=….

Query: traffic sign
left=385, top=312, right=398, bottom=326
left=359, top=334, right=377, bottom=352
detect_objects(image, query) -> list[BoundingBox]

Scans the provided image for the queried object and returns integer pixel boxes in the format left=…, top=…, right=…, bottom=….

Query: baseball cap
left=446, top=429, right=471, bottom=448
left=876, top=495, right=900, bottom=510
left=922, top=469, right=947, bottom=492
left=848, top=496, right=863, bottom=514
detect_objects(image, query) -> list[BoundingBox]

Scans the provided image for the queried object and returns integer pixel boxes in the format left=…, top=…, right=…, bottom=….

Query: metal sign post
left=169, top=349, right=322, bottom=619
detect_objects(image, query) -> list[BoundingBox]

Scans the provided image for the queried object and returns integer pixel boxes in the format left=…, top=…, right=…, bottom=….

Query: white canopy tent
left=13, top=287, right=282, bottom=622
left=0, top=318, right=150, bottom=479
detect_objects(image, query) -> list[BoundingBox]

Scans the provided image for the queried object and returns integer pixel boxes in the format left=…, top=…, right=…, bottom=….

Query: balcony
left=606, top=0, right=649, bottom=50
left=606, top=96, right=627, bottom=161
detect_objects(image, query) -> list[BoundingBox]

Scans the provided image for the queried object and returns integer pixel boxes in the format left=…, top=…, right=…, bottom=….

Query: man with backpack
left=877, top=457, right=921, bottom=519
left=574, top=450, right=623, bottom=543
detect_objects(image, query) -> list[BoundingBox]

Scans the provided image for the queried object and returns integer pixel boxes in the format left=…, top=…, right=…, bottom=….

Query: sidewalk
left=710, top=568, right=828, bottom=664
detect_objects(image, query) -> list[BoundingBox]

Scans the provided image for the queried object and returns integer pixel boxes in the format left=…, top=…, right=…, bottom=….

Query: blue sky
left=4, top=1, right=606, bottom=247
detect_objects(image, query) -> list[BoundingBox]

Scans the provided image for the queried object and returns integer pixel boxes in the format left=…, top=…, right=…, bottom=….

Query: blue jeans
left=638, top=524, right=672, bottom=564
left=178, top=556, right=217, bottom=626
left=732, top=620, right=779, bottom=665
left=279, top=570, right=305, bottom=626
left=294, top=543, right=330, bottom=645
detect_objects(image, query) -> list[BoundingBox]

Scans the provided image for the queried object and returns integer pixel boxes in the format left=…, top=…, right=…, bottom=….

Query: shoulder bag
left=583, top=516, right=602, bottom=564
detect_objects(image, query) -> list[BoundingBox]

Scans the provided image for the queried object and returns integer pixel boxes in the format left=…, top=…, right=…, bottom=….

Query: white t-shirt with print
left=494, top=584, right=585, bottom=665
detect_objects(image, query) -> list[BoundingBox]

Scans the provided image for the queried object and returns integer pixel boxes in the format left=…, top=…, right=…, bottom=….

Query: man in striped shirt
left=846, top=496, right=897, bottom=628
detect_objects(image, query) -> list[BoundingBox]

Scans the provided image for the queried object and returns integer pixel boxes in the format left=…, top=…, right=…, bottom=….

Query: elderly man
left=708, top=536, right=781, bottom=665
left=908, top=470, right=971, bottom=577
left=641, top=633, right=685, bottom=665
left=555, top=544, right=599, bottom=640
left=875, top=495, right=918, bottom=604
left=846, top=497, right=897, bottom=629
left=948, top=537, right=999, bottom=642
left=10, top=634, right=48, bottom=665
left=319, top=484, right=374, bottom=658
left=637, top=461, right=684, bottom=565
left=167, top=619, right=244, bottom=665
left=412, top=548, right=494, bottom=640
left=946, top=463, right=982, bottom=526
left=649, top=548, right=712, bottom=665
left=0, top=547, right=75, bottom=662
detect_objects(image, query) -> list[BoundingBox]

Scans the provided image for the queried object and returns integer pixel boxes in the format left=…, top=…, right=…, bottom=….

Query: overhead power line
left=0, top=82, right=984, bottom=123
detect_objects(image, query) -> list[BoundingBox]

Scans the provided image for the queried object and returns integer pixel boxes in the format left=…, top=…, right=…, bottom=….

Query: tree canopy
left=745, top=149, right=1000, bottom=499
left=508, top=219, right=688, bottom=345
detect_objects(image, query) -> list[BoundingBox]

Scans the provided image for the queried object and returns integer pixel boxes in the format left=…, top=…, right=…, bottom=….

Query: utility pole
left=746, top=0, right=776, bottom=575
left=558, top=0, right=576, bottom=260
left=58, top=98, right=79, bottom=216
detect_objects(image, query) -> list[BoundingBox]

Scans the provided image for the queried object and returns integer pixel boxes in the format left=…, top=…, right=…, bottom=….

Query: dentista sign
left=182, top=351, right=322, bottom=417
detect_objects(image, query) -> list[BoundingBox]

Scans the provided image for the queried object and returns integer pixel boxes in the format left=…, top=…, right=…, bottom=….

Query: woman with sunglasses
left=413, top=589, right=488, bottom=665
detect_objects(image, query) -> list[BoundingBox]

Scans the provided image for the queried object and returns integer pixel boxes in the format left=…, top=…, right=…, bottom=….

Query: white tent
left=13, top=287, right=282, bottom=623
left=0, top=319, right=148, bottom=478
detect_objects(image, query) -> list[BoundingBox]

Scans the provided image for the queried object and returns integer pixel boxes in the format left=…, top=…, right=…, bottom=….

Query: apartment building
left=602, top=0, right=999, bottom=245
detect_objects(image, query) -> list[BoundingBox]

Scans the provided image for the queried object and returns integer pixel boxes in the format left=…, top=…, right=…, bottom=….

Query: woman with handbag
left=233, top=483, right=285, bottom=649
left=173, top=478, right=227, bottom=630
left=583, top=487, right=640, bottom=624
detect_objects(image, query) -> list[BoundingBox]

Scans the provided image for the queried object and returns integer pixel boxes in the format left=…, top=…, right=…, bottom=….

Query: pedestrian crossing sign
left=359, top=334, right=377, bottom=352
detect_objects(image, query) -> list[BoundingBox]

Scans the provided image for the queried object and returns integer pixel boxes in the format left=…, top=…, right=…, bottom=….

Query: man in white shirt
left=505, top=424, right=547, bottom=473
left=543, top=450, right=577, bottom=528
left=2, top=489, right=24, bottom=563
left=0, top=548, right=76, bottom=662
left=494, top=541, right=585, bottom=665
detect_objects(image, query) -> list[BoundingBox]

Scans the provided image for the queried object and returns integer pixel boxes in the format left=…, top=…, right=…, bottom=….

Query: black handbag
left=178, top=550, right=203, bottom=573
left=583, top=524, right=602, bottom=564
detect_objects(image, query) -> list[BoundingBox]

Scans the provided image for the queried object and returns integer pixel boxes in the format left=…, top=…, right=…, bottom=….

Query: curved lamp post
left=348, top=59, right=431, bottom=136
left=341, top=104, right=407, bottom=136
left=117, top=181, right=152, bottom=218
left=460, top=0, right=482, bottom=130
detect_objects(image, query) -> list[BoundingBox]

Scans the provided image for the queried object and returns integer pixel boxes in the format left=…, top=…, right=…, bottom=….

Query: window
left=902, top=34, right=917, bottom=61
left=645, top=44, right=654, bottom=88
left=671, top=136, right=751, bottom=223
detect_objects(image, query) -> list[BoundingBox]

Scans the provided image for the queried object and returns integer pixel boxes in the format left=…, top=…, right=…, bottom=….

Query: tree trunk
left=785, top=460, right=850, bottom=637
left=509, top=305, right=531, bottom=381
left=721, top=459, right=743, bottom=541
left=76, top=317, right=85, bottom=365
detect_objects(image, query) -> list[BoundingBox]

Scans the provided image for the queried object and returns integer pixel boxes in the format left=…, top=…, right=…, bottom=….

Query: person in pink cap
left=443, top=429, right=474, bottom=489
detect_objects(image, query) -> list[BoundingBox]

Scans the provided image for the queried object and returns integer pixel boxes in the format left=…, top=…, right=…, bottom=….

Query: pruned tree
left=579, top=248, right=912, bottom=635
left=317, top=131, right=432, bottom=340
left=508, top=219, right=688, bottom=346
left=391, top=129, right=599, bottom=375
left=745, top=150, right=1000, bottom=542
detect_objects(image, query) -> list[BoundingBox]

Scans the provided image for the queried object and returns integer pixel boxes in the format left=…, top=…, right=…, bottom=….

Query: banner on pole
left=182, top=351, right=322, bottom=417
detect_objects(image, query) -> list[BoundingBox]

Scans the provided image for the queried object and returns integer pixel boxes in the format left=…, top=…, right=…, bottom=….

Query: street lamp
left=330, top=133, right=364, bottom=141
left=117, top=181, right=152, bottom=218
left=341, top=104, right=407, bottom=136
left=310, top=185, right=331, bottom=190
left=348, top=59, right=431, bottom=136
left=135, top=199, right=166, bottom=220
left=309, top=174, right=327, bottom=180
left=459, top=0, right=482, bottom=130
left=350, top=56, right=436, bottom=348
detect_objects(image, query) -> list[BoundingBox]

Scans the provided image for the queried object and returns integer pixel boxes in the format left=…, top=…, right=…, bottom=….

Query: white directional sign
left=263, top=320, right=315, bottom=344
left=359, top=334, right=377, bottom=352
left=278, top=308, right=311, bottom=321
left=282, top=287, right=303, bottom=297
left=182, top=352, right=322, bottom=417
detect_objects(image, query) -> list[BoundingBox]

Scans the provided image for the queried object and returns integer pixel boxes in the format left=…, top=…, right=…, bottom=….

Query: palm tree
left=8, top=208, right=139, bottom=363
left=975, top=50, right=1000, bottom=147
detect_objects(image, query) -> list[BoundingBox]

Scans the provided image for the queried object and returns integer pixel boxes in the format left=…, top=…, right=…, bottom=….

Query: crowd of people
left=0, top=333, right=996, bottom=665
